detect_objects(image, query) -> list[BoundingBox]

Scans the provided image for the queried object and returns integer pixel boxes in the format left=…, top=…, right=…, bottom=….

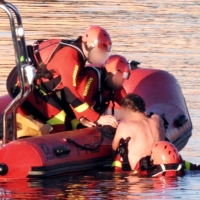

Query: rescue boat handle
left=0, top=1, right=35, bottom=146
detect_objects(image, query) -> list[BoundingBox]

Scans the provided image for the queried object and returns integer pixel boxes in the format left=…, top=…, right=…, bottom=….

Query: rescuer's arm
left=77, top=70, right=99, bottom=107
left=58, top=50, right=100, bottom=122
left=76, top=70, right=118, bottom=128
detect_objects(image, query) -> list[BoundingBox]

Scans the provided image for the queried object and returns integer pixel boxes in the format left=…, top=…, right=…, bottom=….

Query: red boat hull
left=0, top=127, right=112, bottom=179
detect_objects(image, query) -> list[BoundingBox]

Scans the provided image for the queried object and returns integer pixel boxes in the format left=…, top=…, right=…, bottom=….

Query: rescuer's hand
left=97, top=115, right=118, bottom=128
left=80, top=117, right=96, bottom=127
left=40, top=124, right=53, bottom=135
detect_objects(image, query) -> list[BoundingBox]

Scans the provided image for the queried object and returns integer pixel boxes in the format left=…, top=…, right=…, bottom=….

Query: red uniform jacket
left=76, top=69, right=127, bottom=121
left=40, top=46, right=101, bottom=122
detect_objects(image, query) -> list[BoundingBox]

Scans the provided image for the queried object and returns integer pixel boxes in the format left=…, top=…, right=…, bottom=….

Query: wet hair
left=121, top=93, right=146, bottom=113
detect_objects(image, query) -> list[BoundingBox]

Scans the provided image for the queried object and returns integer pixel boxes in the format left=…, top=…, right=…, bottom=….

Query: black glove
left=116, top=137, right=131, bottom=158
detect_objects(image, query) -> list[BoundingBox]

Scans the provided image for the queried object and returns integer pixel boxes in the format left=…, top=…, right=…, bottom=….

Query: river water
left=0, top=0, right=200, bottom=199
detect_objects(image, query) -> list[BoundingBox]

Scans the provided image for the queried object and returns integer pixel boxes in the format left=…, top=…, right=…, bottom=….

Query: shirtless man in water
left=112, top=93, right=165, bottom=170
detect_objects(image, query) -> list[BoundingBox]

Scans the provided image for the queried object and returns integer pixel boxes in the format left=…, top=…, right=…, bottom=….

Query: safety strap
left=91, top=67, right=103, bottom=106
left=65, top=137, right=103, bottom=151
left=34, top=40, right=85, bottom=79
left=60, top=41, right=85, bottom=60
left=81, top=67, right=116, bottom=116
left=87, top=67, right=115, bottom=116
left=34, top=44, right=54, bottom=79
left=111, top=90, right=115, bottom=116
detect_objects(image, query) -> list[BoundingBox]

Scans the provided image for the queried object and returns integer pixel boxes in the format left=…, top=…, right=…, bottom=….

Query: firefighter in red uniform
left=7, top=26, right=118, bottom=131
left=71, top=54, right=131, bottom=129
left=112, top=140, right=200, bottom=176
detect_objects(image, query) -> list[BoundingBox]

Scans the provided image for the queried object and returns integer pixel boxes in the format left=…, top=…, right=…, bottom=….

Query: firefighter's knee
left=47, top=110, right=66, bottom=126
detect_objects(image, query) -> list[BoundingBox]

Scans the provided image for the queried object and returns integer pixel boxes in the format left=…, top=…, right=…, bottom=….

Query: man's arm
left=151, top=114, right=166, bottom=140
left=112, top=122, right=127, bottom=151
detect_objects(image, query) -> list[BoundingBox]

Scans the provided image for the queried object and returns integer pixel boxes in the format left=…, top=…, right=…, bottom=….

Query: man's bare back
left=112, top=94, right=165, bottom=170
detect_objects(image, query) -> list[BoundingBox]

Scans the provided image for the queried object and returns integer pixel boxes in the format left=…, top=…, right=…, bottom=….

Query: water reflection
left=0, top=171, right=199, bottom=199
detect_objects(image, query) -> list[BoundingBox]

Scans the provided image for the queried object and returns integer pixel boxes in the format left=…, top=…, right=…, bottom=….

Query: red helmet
left=82, top=26, right=112, bottom=52
left=105, top=54, right=131, bottom=79
left=151, top=141, right=180, bottom=165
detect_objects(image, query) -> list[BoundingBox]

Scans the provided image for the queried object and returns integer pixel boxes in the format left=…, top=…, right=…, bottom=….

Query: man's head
left=81, top=26, right=112, bottom=66
left=121, top=94, right=146, bottom=120
left=104, top=54, right=131, bottom=90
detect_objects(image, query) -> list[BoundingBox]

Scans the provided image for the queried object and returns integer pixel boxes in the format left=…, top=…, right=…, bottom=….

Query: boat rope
left=65, top=137, right=104, bottom=151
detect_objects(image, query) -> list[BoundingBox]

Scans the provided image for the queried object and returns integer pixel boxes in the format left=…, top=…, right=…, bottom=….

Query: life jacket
left=83, top=67, right=115, bottom=115
left=27, top=38, right=85, bottom=80
left=135, top=156, right=184, bottom=177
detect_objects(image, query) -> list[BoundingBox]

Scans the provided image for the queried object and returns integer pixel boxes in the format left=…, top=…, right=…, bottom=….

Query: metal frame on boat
left=0, top=0, right=36, bottom=146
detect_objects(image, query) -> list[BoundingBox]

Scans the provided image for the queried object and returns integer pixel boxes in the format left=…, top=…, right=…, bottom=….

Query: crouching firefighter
left=71, top=54, right=131, bottom=129
left=7, top=26, right=118, bottom=132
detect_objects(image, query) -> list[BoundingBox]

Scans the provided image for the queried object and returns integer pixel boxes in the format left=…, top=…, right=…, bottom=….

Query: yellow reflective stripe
left=71, top=118, right=81, bottom=130
left=112, top=161, right=122, bottom=168
left=74, top=102, right=89, bottom=113
left=184, top=160, right=191, bottom=170
left=20, top=56, right=25, bottom=62
left=39, top=90, right=47, bottom=96
left=133, top=170, right=138, bottom=175
left=47, top=110, right=66, bottom=125
left=83, top=77, right=93, bottom=96
left=72, top=65, right=79, bottom=87
left=35, top=85, right=47, bottom=96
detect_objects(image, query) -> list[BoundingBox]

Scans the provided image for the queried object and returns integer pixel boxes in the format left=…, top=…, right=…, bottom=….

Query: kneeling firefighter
left=71, top=54, right=131, bottom=129
left=7, top=26, right=119, bottom=133
left=112, top=141, right=200, bottom=177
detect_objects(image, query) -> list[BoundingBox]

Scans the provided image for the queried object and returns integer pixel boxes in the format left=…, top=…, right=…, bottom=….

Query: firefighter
left=7, top=26, right=118, bottom=132
left=71, top=54, right=131, bottom=129
left=133, top=141, right=185, bottom=177
left=112, top=140, right=200, bottom=177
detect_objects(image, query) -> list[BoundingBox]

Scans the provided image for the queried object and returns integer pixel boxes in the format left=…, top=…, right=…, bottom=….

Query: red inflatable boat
left=0, top=1, right=192, bottom=179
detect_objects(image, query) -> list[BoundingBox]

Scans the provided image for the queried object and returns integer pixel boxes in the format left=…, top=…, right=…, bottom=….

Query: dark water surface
left=1, top=171, right=200, bottom=199
left=0, top=0, right=200, bottom=199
